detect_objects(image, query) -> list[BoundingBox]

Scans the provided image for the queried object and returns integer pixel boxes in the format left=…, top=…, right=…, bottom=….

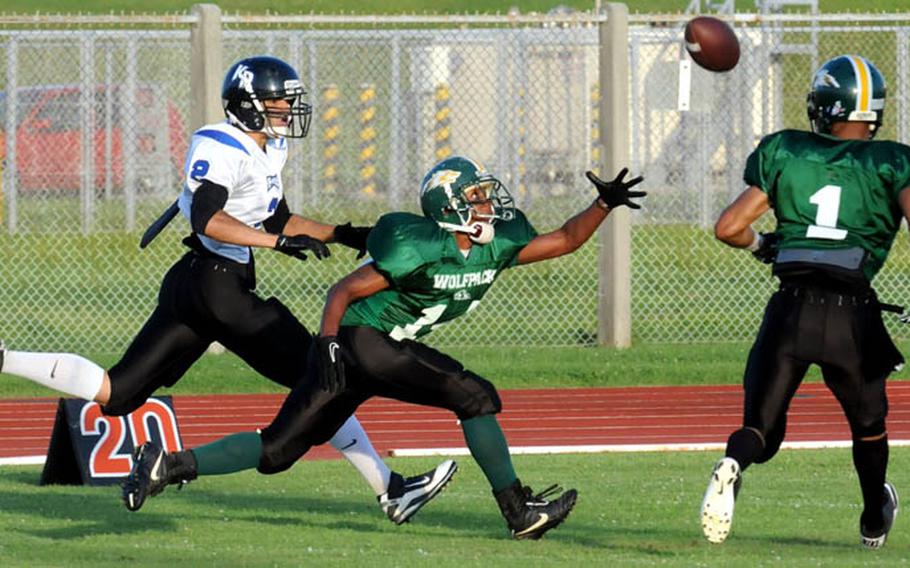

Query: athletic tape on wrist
left=745, top=232, right=762, bottom=252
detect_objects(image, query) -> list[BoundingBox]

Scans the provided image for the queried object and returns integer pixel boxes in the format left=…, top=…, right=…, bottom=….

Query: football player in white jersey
left=0, top=56, right=455, bottom=524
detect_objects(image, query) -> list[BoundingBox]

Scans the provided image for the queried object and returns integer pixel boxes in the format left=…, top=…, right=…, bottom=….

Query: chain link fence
left=1, top=10, right=910, bottom=353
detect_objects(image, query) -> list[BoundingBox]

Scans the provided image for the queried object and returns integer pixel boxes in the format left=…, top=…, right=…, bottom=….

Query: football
left=684, top=16, right=740, bottom=72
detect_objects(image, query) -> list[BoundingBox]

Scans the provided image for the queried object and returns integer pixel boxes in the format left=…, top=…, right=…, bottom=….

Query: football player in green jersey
left=121, top=155, right=645, bottom=540
left=700, top=55, right=909, bottom=548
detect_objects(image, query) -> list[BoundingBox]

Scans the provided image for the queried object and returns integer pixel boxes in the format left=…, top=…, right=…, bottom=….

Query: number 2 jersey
left=177, top=121, right=288, bottom=263
left=745, top=129, right=910, bottom=281
left=342, top=211, right=538, bottom=340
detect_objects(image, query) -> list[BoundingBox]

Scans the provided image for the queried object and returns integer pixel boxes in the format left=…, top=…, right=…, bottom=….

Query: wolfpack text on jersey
left=342, top=211, right=537, bottom=340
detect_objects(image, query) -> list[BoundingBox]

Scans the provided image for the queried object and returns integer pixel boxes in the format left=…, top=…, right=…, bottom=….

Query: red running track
left=2, top=382, right=910, bottom=462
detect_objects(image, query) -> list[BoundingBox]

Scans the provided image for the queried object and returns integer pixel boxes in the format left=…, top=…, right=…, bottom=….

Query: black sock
left=853, top=436, right=889, bottom=533
left=725, top=428, right=764, bottom=472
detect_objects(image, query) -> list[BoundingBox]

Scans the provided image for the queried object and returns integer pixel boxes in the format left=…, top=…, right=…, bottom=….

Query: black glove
left=585, top=168, right=646, bottom=210
left=274, top=234, right=330, bottom=262
left=334, top=222, right=372, bottom=259
left=312, top=335, right=351, bottom=393
left=751, top=232, right=780, bottom=264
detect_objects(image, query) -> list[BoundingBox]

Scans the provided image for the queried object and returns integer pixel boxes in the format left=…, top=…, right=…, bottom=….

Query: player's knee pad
left=849, top=416, right=886, bottom=441
left=452, top=371, right=501, bottom=420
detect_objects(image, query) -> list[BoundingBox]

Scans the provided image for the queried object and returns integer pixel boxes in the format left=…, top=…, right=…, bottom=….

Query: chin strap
left=437, top=221, right=476, bottom=235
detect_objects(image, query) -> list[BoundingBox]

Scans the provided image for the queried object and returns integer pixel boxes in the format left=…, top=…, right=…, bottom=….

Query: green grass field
left=1, top=451, right=908, bottom=566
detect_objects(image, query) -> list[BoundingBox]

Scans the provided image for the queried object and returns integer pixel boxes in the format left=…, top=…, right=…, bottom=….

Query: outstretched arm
left=201, top=210, right=280, bottom=247
left=262, top=198, right=370, bottom=257
left=281, top=214, right=337, bottom=242
left=517, top=168, right=645, bottom=265
left=191, top=188, right=328, bottom=252
left=190, top=181, right=280, bottom=248
left=195, top=192, right=327, bottom=261
left=516, top=201, right=608, bottom=265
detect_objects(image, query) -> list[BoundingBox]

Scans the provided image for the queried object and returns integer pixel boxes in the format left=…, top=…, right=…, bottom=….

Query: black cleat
left=379, top=460, right=457, bottom=524
left=122, top=442, right=196, bottom=512
left=494, top=479, right=578, bottom=540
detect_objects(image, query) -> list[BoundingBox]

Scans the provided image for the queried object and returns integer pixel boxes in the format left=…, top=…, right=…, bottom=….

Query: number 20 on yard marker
left=78, top=399, right=182, bottom=477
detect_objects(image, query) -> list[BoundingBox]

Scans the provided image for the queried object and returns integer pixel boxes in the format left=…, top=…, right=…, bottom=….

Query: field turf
left=1, top=451, right=908, bottom=566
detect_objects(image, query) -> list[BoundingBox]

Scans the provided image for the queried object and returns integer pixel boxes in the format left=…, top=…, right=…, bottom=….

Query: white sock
left=2, top=351, right=105, bottom=401
left=330, top=414, right=392, bottom=496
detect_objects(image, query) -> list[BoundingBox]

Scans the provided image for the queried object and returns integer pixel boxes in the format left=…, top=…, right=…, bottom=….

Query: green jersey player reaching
left=122, top=156, right=645, bottom=540
left=700, top=55, right=910, bottom=548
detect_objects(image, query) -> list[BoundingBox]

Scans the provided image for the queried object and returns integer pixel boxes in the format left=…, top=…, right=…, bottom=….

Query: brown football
left=684, top=16, right=740, bottom=72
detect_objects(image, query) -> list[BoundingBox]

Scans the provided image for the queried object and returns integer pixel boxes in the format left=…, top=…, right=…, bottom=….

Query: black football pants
left=739, top=285, right=902, bottom=463
left=258, top=325, right=501, bottom=474
left=103, top=251, right=311, bottom=415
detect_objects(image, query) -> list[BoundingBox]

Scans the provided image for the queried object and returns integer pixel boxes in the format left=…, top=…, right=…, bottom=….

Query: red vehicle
left=0, top=84, right=187, bottom=193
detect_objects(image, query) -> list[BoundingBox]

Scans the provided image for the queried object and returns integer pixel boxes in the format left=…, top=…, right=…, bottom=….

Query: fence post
left=80, top=33, right=95, bottom=235
left=598, top=3, right=632, bottom=348
left=190, top=4, right=223, bottom=131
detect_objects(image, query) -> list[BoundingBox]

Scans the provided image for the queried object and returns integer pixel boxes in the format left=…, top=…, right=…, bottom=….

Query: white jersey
left=177, top=121, right=289, bottom=262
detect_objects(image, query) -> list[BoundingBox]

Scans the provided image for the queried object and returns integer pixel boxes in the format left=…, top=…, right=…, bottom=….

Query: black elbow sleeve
left=190, top=180, right=229, bottom=234
left=262, top=198, right=291, bottom=234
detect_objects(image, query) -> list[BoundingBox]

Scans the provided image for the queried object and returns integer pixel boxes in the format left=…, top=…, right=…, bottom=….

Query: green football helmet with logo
left=419, top=156, right=516, bottom=234
left=807, top=54, right=886, bottom=138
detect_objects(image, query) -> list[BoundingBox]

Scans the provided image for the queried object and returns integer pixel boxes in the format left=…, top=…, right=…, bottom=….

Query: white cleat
left=379, top=460, right=458, bottom=525
left=701, top=457, right=741, bottom=544
left=861, top=482, right=899, bottom=549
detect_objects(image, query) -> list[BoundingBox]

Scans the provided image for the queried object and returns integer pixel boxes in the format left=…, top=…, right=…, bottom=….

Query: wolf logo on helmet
left=221, top=56, right=312, bottom=139
left=807, top=54, right=886, bottom=138
left=419, top=156, right=516, bottom=244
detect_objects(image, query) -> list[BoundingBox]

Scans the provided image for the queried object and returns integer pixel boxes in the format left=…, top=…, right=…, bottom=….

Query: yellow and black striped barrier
left=590, top=83, right=601, bottom=177
left=434, top=83, right=452, bottom=161
left=358, top=83, right=377, bottom=197
left=321, top=84, right=341, bottom=195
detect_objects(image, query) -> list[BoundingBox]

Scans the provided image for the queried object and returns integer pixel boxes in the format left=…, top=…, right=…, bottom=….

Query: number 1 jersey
left=745, top=129, right=910, bottom=280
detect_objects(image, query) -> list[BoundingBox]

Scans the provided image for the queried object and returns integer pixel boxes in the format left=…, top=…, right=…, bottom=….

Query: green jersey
left=342, top=211, right=537, bottom=340
left=744, top=129, right=910, bottom=280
